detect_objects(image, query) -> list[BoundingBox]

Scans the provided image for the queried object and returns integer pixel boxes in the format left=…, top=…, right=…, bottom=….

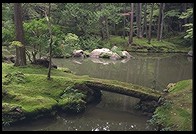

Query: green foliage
left=2, top=3, right=193, bottom=57
left=79, top=35, right=102, bottom=51
left=179, top=8, right=193, bottom=19
left=59, top=33, right=80, bottom=54
left=182, top=23, right=193, bottom=39
left=2, top=4, right=14, bottom=45
left=10, top=41, right=23, bottom=47
left=23, top=18, right=49, bottom=46
left=2, top=23, right=15, bottom=45
left=165, top=9, right=180, bottom=18
left=179, top=8, right=193, bottom=39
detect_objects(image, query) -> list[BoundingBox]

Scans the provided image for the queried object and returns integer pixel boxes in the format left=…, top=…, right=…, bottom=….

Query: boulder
left=122, top=51, right=131, bottom=58
left=110, top=53, right=121, bottom=60
left=72, top=50, right=84, bottom=57
left=90, top=48, right=111, bottom=58
left=90, top=48, right=132, bottom=60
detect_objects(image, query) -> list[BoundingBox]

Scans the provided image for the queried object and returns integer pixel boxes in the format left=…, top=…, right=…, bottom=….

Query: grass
left=149, top=79, right=192, bottom=131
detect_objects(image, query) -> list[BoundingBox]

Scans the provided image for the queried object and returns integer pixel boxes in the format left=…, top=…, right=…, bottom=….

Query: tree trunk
left=128, top=3, right=134, bottom=46
left=113, top=23, right=117, bottom=36
left=136, top=3, right=142, bottom=38
left=157, top=3, right=161, bottom=40
left=105, top=16, right=110, bottom=39
left=123, top=3, right=126, bottom=39
left=14, top=3, right=26, bottom=66
left=157, top=3, right=165, bottom=41
left=46, top=3, right=53, bottom=80
left=100, top=16, right=106, bottom=40
left=39, top=45, right=42, bottom=58
left=148, top=3, right=154, bottom=44
left=159, top=3, right=165, bottom=41
left=142, top=3, right=147, bottom=38
left=99, top=3, right=108, bottom=40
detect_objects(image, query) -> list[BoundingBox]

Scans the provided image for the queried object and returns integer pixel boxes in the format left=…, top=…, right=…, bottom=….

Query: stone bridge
left=83, top=79, right=164, bottom=102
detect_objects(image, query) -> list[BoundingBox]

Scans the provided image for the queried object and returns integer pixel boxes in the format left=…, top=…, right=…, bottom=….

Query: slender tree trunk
left=105, top=16, right=110, bottom=39
left=142, top=3, right=147, bottom=38
left=100, top=16, right=107, bottom=40
left=159, top=3, right=165, bottom=41
left=14, top=3, right=26, bottom=66
left=148, top=3, right=154, bottom=44
left=39, top=45, right=42, bottom=58
left=123, top=3, right=126, bottom=39
left=157, top=3, right=161, bottom=40
left=136, top=3, right=142, bottom=38
left=113, top=23, right=117, bottom=35
left=128, top=3, right=134, bottom=46
left=46, top=3, right=53, bottom=80
left=99, top=3, right=108, bottom=40
left=157, top=3, right=165, bottom=41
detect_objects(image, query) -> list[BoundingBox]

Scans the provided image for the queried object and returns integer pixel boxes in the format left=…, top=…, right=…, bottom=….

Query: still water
left=3, top=53, right=192, bottom=131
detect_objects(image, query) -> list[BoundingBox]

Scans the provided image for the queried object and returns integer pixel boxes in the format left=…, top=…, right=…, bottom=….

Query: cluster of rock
left=72, top=46, right=133, bottom=60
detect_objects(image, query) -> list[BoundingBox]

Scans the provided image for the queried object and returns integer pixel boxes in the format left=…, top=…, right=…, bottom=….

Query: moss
left=85, top=80, right=163, bottom=101
left=2, top=62, right=164, bottom=125
left=103, top=36, right=189, bottom=53
left=149, top=79, right=192, bottom=131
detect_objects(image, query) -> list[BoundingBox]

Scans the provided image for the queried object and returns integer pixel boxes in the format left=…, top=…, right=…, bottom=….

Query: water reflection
left=53, top=53, right=192, bottom=91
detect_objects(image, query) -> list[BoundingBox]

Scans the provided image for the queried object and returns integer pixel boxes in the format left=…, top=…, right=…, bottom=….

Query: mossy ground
left=103, top=36, right=190, bottom=53
left=2, top=62, right=162, bottom=126
left=149, top=79, right=192, bottom=131
left=2, top=63, right=91, bottom=125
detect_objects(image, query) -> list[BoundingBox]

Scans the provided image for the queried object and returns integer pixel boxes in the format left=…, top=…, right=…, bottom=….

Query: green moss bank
left=149, top=79, right=192, bottom=131
left=103, top=36, right=190, bottom=53
left=2, top=63, right=162, bottom=126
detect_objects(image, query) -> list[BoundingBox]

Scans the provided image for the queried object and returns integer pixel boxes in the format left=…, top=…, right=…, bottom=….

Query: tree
left=179, top=7, right=193, bottom=39
left=136, top=3, right=142, bottom=38
left=45, top=3, right=53, bottom=80
left=157, top=3, right=165, bottom=41
left=24, top=18, right=49, bottom=62
left=13, top=3, right=26, bottom=66
left=141, top=3, right=147, bottom=38
left=123, top=3, right=126, bottom=39
left=148, top=3, right=154, bottom=44
left=128, top=3, right=134, bottom=46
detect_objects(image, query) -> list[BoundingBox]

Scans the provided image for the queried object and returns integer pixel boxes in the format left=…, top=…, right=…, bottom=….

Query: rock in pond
left=72, top=50, right=84, bottom=57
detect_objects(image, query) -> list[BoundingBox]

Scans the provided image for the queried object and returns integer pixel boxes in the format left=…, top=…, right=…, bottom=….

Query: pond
left=3, top=53, right=192, bottom=131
